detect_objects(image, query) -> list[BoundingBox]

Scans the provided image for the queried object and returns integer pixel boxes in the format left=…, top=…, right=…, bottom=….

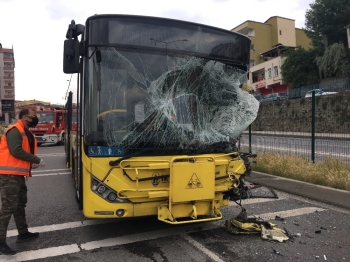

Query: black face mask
left=26, top=116, right=39, bottom=127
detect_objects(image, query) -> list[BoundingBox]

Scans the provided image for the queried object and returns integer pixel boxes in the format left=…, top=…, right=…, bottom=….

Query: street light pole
left=64, top=74, right=73, bottom=101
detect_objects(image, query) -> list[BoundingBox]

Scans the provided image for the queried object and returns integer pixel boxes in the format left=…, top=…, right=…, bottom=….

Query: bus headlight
left=91, top=175, right=129, bottom=203
left=108, top=193, right=117, bottom=201
left=97, top=185, right=106, bottom=194
left=116, top=209, right=125, bottom=217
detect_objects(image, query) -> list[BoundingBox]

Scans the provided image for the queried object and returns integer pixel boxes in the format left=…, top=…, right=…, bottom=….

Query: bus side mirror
left=63, top=39, right=80, bottom=73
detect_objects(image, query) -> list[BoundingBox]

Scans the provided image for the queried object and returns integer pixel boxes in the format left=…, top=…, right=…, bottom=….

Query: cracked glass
left=83, top=17, right=259, bottom=156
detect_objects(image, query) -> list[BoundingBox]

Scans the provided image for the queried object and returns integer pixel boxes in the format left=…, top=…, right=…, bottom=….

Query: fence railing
left=240, top=88, right=350, bottom=163
left=289, top=78, right=350, bottom=99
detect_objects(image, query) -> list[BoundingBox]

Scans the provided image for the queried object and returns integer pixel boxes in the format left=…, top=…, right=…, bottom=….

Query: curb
left=246, top=171, right=350, bottom=210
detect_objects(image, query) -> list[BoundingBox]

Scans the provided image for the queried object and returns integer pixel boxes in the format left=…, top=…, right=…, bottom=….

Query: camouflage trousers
left=0, top=175, right=28, bottom=243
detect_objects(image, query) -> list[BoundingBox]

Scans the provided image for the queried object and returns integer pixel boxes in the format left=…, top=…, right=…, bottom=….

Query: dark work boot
left=0, top=243, right=17, bottom=255
left=16, top=232, right=39, bottom=243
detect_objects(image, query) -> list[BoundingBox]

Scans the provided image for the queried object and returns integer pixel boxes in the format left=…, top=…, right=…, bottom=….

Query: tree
left=315, top=43, right=350, bottom=78
left=304, top=0, right=350, bottom=79
left=305, top=0, right=350, bottom=50
left=281, top=47, right=320, bottom=88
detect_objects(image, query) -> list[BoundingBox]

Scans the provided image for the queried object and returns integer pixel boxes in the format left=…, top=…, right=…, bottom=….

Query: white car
left=305, top=89, right=337, bottom=98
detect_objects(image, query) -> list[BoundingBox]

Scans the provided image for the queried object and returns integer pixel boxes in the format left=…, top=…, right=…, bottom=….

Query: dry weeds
left=252, top=152, right=350, bottom=191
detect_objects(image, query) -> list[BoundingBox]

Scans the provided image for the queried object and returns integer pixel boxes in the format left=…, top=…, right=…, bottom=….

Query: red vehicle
left=30, top=109, right=65, bottom=146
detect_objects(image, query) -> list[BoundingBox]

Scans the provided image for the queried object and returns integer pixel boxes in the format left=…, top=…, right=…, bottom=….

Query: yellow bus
left=63, top=14, right=259, bottom=224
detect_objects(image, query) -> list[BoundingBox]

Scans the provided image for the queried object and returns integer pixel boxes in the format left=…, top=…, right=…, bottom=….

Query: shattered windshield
left=83, top=17, right=259, bottom=156
left=84, top=47, right=258, bottom=156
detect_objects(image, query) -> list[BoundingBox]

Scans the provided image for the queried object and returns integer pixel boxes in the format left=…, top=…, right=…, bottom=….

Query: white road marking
left=6, top=198, right=285, bottom=237
left=29, top=168, right=71, bottom=177
left=258, top=207, right=325, bottom=220
left=1, top=206, right=326, bottom=262
left=36, top=153, right=65, bottom=157
left=182, top=234, right=225, bottom=262
left=32, top=169, right=69, bottom=173
left=6, top=220, right=112, bottom=237
left=229, top=197, right=285, bottom=206
left=1, top=245, right=80, bottom=262
left=32, top=172, right=71, bottom=177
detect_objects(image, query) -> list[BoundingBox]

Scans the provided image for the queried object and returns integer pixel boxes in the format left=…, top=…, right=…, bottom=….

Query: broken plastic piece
left=261, top=224, right=289, bottom=242
left=226, top=208, right=289, bottom=242
left=275, top=215, right=285, bottom=221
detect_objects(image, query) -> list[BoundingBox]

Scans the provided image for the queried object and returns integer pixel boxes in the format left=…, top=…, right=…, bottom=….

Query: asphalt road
left=1, top=145, right=349, bottom=262
left=239, top=134, right=350, bottom=163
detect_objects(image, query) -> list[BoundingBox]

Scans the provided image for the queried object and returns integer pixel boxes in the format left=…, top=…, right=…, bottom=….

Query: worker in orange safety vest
left=0, top=108, right=45, bottom=255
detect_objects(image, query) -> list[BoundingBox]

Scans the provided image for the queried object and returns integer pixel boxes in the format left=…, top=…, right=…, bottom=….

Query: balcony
left=4, top=95, right=14, bottom=99
left=3, top=76, right=14, bottom=79
left=4, top=86, right=14, bottom=89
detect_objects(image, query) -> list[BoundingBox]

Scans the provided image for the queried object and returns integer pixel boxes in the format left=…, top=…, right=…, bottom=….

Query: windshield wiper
left=109, top=148, right=151, bottom=166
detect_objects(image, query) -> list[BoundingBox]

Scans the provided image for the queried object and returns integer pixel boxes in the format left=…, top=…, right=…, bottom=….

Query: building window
left=247, top=29, right=255, bottom=37
left=279, top=30, right=282, bottom=35
left=4, top=53, right=13, bottom=58
left=8, top=83, right=12, bottom=86
left=274, top=66, right=278, bottom=76
left=250, top=44, right=255, bottom=52
left=268, top=68, right=272, bottom=78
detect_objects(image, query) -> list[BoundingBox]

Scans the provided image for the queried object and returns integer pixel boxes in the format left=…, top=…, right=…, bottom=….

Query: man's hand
left=31, top=163, right=39, bottom=169
left=39, top=159, right=45, bottom=167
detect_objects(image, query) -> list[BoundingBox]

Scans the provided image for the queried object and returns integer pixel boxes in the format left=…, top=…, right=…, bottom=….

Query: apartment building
left=232, top=16, right=311, bottom=96
left=0, top=43, right=15, bottom=124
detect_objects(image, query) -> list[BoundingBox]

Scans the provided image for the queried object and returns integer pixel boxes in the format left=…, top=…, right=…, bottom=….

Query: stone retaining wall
left=251, top=92, right=350, bottom=133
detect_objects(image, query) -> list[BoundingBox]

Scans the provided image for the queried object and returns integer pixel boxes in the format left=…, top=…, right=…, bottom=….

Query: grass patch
left=252, top=152, right=350, bottom=191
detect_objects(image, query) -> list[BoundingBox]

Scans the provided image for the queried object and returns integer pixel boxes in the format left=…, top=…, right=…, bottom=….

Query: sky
left=0, top=0, right=315, bottom=105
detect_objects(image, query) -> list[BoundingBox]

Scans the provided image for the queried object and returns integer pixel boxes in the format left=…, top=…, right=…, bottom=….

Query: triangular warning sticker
left=186, top=173, right=203, bottom=189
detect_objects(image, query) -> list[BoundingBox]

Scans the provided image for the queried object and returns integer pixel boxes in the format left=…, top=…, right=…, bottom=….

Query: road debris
left=271, top=247, right=284, bottom=256
left=283, top=227, right=301, bottom=239
left=225, top=208, right=289, bottom=242
left=275, top=215, right=285, bottom=221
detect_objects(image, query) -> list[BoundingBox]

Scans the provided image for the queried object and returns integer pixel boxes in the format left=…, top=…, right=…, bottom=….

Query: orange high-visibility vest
left=0, top=120, right=38, bottom=177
